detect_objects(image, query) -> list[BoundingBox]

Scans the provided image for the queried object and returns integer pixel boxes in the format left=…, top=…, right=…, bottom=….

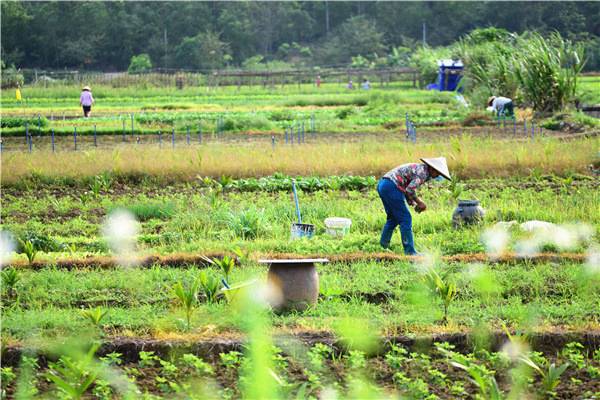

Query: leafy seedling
left=172, top=280, right=199, bottom=331
left=199, top=270, right=221, bottom=304
left=17, top=239, right=37, bottom=266
left=438, top=346, right=503, bottom=400
left=80, top=307, right=108, bottom=328
left=520, top=354, right=569, bottom=395
left=232, top=247, right=251, bottom=266
left=202, top=255, right=235, bottom=283
left=1, top=268, right=20, bottom=300
left=44, top=343, right=101, bottom=399
left=423, top=267, right=458, bottom=324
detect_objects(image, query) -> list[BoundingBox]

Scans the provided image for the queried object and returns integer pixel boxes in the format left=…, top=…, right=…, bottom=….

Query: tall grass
left=513, top=32, right=584, bottom=113
left=1, top=136, right=596, bottom=186
left=457, top=30, right=584, bottom=113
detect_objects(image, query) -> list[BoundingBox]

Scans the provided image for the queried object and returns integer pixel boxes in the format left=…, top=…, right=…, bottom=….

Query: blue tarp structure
left=426, top=59, right=464, bottom=92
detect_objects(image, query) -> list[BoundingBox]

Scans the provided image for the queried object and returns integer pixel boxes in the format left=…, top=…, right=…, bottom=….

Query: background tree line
left=2, top=1, right=599, bottom=71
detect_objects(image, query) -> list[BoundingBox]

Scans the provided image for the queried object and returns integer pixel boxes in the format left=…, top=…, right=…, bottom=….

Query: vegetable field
left=1, top=79, right=599, bottom=399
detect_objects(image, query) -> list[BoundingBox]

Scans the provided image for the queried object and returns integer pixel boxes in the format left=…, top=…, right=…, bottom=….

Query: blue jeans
left=377, top=178, right=417, bottom=255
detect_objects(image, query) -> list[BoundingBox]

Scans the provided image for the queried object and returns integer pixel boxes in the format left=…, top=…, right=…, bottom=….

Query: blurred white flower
left=0, top=231, right=16, bottom=267
left=482, top=225, right=510, bottom=258
left=102, top=210, right=139, bottom=266
left=255, top=280, right=283, bottom=309
left=516, top=222, right=595, bottom=257
left=501, top=338, right=529, bottom=361
left=320, top=387, right=339, bottom=400
left=585, top=244, right=600, bottom=275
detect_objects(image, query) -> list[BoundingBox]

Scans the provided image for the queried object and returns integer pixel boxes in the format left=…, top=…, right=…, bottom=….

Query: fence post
left=26, top=123, right=32, bottom=152
left=122, top=117, right=126, bottom=142
left=186, top=126, right=190, bottom=145
left=52, top=128, right=55, bottom=152
left=74, top=127, right=77, bottom=150
left=285, top=128, right=288, bottom=144
left=271, top=135, right=275, bottom=150
left=94, top=124, right=97, bottom=147
left=524, top=120, right=527, bottom=136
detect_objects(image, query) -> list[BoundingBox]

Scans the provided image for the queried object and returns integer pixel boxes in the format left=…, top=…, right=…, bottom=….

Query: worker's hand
left=414, top=201, right=427, bottom=213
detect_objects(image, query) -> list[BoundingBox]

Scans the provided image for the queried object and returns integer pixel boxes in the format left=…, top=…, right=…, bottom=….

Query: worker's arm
left=404, top=178, right=426, bottom=211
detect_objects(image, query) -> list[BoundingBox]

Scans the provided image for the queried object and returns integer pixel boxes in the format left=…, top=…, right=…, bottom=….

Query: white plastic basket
left=324, top=217, right=352, bottom=237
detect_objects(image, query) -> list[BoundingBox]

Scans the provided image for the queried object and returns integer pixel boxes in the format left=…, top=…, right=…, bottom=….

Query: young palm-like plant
left=18, top=239, right=37, bottom=266
left=202, top=255, right=236, bottom=283
left=519, top=354, right=569, bottom=396
left=172, top=280, right=199, bottom=331
left=198, top=270, right=220, bottom=304
left=438, top=346, right=503, bottom=400
left=80, top=307, right=108, bottom=328
left=44, top=343, right=100, bottom=399
left=1, top=268, right=20, bottom=300
left=423, top=267, right=458, bottom=325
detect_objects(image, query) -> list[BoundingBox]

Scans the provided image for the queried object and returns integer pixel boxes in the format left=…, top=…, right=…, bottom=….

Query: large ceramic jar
left=452, top=200, right=485, bottom=228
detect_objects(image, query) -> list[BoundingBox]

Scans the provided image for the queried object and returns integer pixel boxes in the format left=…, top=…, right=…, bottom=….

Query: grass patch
left=110, top=201, right=176, bottom=221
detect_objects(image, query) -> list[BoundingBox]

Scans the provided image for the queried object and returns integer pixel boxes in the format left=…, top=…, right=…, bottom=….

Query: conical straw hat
left=82, top=86, right=91, bottom=91
left=421, top=157, right=451, bottom=181
left=487, top=96, right=495, bottom=105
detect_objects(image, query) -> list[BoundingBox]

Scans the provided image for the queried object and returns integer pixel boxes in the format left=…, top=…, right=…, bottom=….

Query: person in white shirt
left=487, top=96, right=514, bottom=117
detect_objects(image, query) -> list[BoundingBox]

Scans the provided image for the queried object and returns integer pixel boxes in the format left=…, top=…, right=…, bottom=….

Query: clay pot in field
left=452, top=200, right=485, bottom=228
left=259, top=259, right=328, bottom=311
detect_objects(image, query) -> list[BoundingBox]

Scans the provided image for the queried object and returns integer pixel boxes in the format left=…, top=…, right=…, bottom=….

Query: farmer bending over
left=377, top=157, right=451, bottom=255
left=487, top=96, right=514, bottom=118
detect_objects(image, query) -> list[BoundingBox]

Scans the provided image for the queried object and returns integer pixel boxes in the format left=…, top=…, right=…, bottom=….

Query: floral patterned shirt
left=383, top=163, right=431, bottom=204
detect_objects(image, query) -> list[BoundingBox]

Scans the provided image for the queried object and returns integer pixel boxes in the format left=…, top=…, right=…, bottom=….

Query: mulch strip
left=8, top=252, right=587, bottom=270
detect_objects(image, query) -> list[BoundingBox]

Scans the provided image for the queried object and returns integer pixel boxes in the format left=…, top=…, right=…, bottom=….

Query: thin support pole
left=301, top=121, right=305, bottom=143
left=94, top=125, right=97, bottom=147
left=285, top=128, right=288, bottom=144
left=51, top=128, right=55, bottom=152
left=74, top=127, right=78, bottom=151
left=172, top=127, right=175, bottom=148
left=122, top=118, right=126, bottom=142
left=187, top=126, right=190, bottom=145
left=271, top=135, right=275, bottom=150
left=26, top=123, right=32, bottom=152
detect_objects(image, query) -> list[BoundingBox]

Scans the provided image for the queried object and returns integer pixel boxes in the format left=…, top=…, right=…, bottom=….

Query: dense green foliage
left=2, top=1, right=599, bottom=70
left=127, top=54, right=153, bottom=74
